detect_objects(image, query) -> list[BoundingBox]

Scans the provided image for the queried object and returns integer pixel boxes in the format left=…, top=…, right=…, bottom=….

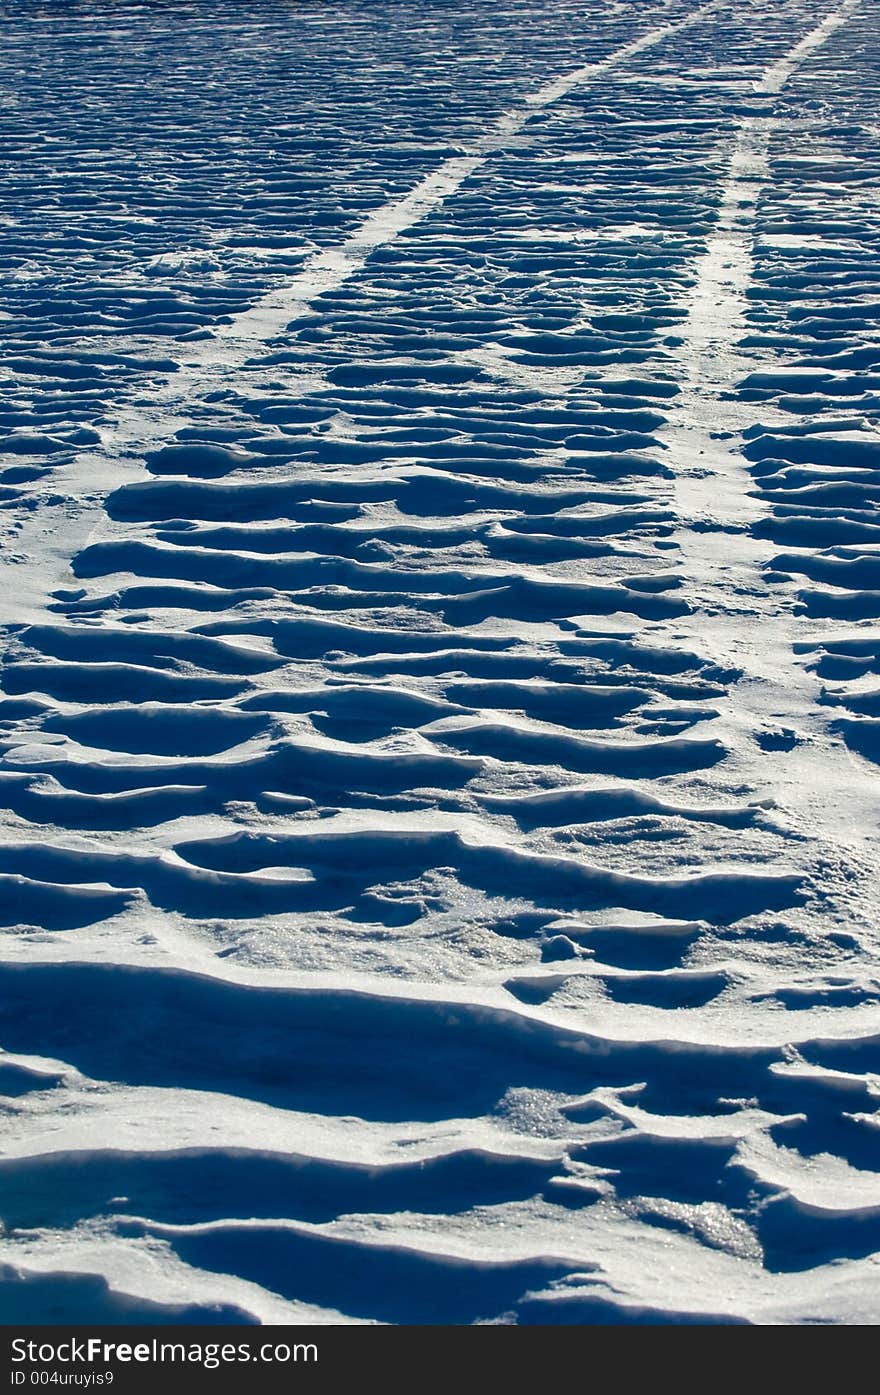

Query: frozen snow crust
left=0, top=0, right=878, bottom=1325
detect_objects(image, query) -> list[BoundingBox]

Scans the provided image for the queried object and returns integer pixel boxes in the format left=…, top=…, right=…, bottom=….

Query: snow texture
left=0, top=0, right=878, bottom=1325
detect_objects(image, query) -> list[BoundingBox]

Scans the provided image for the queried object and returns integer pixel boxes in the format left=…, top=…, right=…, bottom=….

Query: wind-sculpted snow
left=0, top=0, right=878, bottom=1326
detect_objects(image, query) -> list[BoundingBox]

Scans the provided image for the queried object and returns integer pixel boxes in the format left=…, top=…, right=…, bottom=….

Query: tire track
left=657, top=0, right=880, bottom=850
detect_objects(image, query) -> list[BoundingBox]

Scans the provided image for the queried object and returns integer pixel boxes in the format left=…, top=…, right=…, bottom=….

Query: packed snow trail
left=0, top=0, right=879, bottom=1325
left=660, top=0, right=880, bottom=864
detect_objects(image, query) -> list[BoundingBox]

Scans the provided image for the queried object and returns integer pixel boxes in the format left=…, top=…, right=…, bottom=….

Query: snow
left=0, top=0, right=878, bottom=1326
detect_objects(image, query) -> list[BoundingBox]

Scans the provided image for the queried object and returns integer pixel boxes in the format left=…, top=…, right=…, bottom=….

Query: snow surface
left=0, top=0, right=879, bottom=1325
